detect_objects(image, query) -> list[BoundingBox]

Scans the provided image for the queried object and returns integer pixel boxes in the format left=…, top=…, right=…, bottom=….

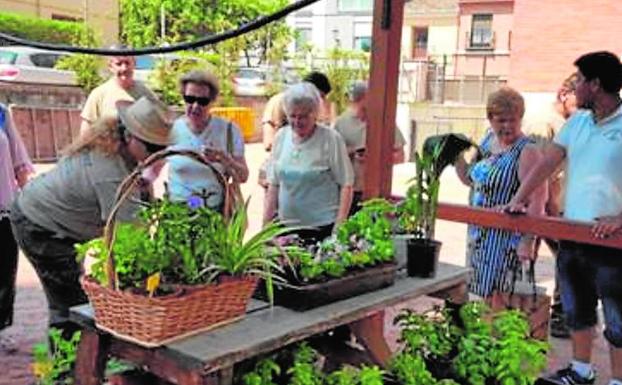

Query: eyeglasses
left=139, top=139, right=167, bottom=154
left=183, top=94, right=212, bottom=106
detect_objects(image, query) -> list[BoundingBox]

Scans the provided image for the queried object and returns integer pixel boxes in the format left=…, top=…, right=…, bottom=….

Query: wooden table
left=71, top=262, right=469, bottom=385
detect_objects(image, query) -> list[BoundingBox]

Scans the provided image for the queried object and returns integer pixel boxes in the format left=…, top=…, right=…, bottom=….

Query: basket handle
left=103, top=148, right=232, bottom=290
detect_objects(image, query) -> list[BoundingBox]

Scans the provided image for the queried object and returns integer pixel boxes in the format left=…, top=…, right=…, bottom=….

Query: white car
left=0, top=46, right=76, bottom=85
left=233, top=67, right=268, bottom=96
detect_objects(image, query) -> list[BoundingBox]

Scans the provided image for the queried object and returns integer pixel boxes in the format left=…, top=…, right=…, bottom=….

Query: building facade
left=0, top=0, right=119, bottom=45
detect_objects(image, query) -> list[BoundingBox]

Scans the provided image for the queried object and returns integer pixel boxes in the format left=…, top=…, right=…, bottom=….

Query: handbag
left=489, top=260, right=551, bottom=341
left=223, top=122, right=245, bottom=220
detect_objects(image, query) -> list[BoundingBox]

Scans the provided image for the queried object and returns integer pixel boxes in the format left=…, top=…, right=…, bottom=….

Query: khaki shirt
left=81, top=78, right=156, bottom=130
left=333, top=109, right=406, bottom=192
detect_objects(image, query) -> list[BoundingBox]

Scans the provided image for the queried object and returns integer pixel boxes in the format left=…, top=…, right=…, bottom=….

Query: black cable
left=0, top=0, right=320, bottom=56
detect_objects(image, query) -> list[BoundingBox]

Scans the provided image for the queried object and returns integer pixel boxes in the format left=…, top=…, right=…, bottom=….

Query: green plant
left=288, top=342, right=324, bottom=385
left=390, top=352, right=436, bottom=385
left=76, top=197, right=288, bottom=298
left=32, top=329, right=81, bottom=385
left=358, top=366, right=384, bottom=385
left=55, top=27, right=103, bottom=94
left=327, top=366, right=359, bottom=385
left=397, top=145, right=442, bottom=239
left=393, top=307, right=460, bottom=359
left=0, top=11, right=85, bottom=44
left=243, top=357, right=281, bottom=385
left=283, top=198, right=395, bottom=283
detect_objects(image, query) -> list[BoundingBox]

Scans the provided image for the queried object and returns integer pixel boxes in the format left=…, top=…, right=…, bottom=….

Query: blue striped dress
left=467, top=132, right=531, bottom=297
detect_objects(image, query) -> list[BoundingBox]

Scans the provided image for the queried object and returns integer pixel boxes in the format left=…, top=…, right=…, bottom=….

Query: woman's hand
left=592, top=214, right=622, bottom=239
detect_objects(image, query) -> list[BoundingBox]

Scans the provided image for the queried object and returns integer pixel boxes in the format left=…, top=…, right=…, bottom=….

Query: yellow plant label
left=146, top=272, right=161, bottom=297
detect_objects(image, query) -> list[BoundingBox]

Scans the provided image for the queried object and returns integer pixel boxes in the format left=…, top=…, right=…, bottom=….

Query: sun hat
left=116, top=96, right=172, bottom=146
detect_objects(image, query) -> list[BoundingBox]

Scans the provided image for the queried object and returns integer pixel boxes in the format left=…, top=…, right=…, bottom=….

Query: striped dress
left=467, top=132, right=531, bottom=297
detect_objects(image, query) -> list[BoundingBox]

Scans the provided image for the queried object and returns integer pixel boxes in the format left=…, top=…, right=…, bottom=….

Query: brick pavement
left=0, top=144, right=612, bottom=385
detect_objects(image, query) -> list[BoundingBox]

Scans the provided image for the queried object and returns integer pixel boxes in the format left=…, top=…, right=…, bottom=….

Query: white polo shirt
left=554, top=105, right=622, bottom=222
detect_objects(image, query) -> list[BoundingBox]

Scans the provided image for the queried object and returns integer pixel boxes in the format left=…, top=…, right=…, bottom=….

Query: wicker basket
left=81, top=149, right=253, bottom=347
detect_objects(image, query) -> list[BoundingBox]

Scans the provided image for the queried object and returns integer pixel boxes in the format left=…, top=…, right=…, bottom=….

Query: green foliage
left=393, top=307, right=460, bottom=359
left=327, top=367, right=359, bottom=385
left=390, top=352, right=436, bottom=385
left=120, top=0, right=295, bottom=106
left=243, top=358, right=281, bottom=385
left=397, top=145, right=442, bottom=239
left=32, top=329, right=81, bottom=385
left=286, top=198, right=395, bottom=282
left=0, top=12, right=84, bottom=44
left=75, top=198, right=288, bottom=295
left=55, top=28, right=103, bottom=93
left=357, top=366, right=384, bottom=385
left=288, top=342, right=324, bottom=385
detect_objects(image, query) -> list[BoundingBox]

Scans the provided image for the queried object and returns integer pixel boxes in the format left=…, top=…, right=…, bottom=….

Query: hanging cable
left=0, top=0, right=320, bottom=56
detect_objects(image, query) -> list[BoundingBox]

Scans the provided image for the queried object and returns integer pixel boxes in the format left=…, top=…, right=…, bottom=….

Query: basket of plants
left=256, top=199, right=398, bottom=311
left=78, top=149, right=287, bottom=347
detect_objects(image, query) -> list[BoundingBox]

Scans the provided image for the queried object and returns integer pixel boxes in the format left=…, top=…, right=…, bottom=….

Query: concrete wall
left=0, top=0, right=119, bottom=45
left=509, top=0, right=622, bottom=92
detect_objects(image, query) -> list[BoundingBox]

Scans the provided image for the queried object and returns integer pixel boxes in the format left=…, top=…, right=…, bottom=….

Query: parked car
left=0, top=46, right=76, bottom=85
left=233, top=67, right=268, bottom=96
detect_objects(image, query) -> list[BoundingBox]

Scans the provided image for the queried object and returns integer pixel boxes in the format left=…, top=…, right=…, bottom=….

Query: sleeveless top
left=466, top=132, right=532, bottom=297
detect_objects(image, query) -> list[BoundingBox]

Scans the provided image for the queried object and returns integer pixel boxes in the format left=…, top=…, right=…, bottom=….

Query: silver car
left=0, top=46, right=76, bottom=85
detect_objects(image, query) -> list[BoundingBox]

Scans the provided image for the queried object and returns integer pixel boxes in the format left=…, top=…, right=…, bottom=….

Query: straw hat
left=117, top=96, right=172, bottom=146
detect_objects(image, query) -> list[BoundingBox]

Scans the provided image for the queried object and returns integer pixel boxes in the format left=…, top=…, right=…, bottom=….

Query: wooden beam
left=437, top=202, right=622, bottom=249
left=364, top=0, right=405, bottom=199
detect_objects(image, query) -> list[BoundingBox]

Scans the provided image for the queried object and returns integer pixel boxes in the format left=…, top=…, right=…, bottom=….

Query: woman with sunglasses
left=167, top=70, right=249, bottom=211
left=9, top=96, right=172, bottom=339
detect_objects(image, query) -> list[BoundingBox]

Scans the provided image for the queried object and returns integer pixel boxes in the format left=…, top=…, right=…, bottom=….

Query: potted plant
left=77, top=150, right=289, bottom=346
left=263, top=199, right=397, bottom=310
left=396, top=146, right=442, bottom=278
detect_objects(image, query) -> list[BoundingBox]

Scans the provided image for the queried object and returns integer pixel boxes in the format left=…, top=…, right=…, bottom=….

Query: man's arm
left=507, top=142, right=565, bottom=210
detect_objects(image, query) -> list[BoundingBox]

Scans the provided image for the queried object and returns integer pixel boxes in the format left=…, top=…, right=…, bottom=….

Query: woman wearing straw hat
left=168, top=70, right=249, bottom=212
left=9, top=96, right=172, bottom=337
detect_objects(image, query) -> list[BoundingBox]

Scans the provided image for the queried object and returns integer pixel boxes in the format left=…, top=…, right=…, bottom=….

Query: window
left=413, top=27, right=428, bottom=58
left=354, top=36, right=371, bottom=52
left=339, top=0, right=373, bottom=12
left=295, top=28, right=312, bottom=50
left=29, top=53, right=66, bottom=68
left=0, top=51, right=17, bottom=65
left=470, top=14, right=493, bottom=49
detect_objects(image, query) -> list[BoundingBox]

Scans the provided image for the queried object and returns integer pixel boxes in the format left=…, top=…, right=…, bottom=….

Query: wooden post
left=364, top=0, right=405, bottom=199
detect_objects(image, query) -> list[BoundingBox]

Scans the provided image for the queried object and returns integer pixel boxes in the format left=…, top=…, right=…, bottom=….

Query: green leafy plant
left=393, top=307, right=460, bottom=359
left=76, top=197, right=288, bottom=298
left=32, top=329, right=81, bottom=385
left=397, top=145, right=442, bottom=239
left=55, top=28, right=103, bottom=94
left=283, top=198, right=395, bottom=283
left=390, top=352, right=436, bottom=385
left=358, top=366, right=385, bottom=385
left=288, top=342, right=324, bottom=385
left=0, top=11, right=85, bottom=44
left=318, top=47, right=370, bottom=115
left=243, top=357, right=281, bottom=385
left=326, top=366, right=359, bottom=385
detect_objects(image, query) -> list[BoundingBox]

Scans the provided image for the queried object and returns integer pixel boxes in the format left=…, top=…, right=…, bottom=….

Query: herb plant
left=32, top=329, right=81, bottom=385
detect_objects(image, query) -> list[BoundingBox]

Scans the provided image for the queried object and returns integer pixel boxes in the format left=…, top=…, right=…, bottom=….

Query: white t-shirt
left=167, top=116, right=244, bottom=209
left=554, top=105, right=622, bottom=222
left=268, top=125, right=353, bottom=227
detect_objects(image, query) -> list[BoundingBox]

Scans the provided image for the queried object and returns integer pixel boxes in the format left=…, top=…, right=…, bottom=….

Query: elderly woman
left=9, top=96, right=171, bottom=337
left=263, top=82, right=353, bottom=244
left=0, top=104, right=34, bottom=351
left=168, top=70, right=249, bottom=211
left=455, top=87, right=547, bottom=298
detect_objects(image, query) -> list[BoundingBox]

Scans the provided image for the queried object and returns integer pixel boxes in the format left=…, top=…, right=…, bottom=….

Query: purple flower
left=187, top=196, right=203, bottom=209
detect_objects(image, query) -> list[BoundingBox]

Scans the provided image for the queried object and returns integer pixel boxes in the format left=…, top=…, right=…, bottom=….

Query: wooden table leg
left=74, top=329, right=109, bottom=385
left=349, top=311, right=391, bottom=368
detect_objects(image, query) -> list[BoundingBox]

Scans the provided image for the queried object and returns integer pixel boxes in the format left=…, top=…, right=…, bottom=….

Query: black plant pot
left=406, top=238, right=442, bottom=278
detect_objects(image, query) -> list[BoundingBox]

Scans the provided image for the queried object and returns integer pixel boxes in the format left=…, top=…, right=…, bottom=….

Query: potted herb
left=263, top=199, right=397, bottom=310
left=32, top=329, right=81, bottom=385
left=76, top=150, right=289, bottom=346
left=397, top=146, right=442, bottom=278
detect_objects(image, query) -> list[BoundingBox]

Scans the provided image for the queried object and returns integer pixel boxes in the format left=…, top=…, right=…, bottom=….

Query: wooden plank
left=70, top=264, right=467, bottom=376
left=364, top=0, right=405, bottom=199
left=168, top=263, right=467, bottom=372
left=33, top=108, right=56, bottom=161
left=51, top=108, right=72, bottom=152
left=437, top=202, right=622, bottom=249
left=8, top=106, right=36, bottom=160
left=69, top=108, right=82, bottom=141
left=74, top=329, right=109, bottom=385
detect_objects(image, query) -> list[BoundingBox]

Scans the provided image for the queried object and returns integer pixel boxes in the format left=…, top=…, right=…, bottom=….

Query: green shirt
left=17, top=150, right=140, bottom=241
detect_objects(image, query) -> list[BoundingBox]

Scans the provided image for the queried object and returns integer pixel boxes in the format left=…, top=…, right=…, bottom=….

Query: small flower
left=187, top=195, right=203, bottom=210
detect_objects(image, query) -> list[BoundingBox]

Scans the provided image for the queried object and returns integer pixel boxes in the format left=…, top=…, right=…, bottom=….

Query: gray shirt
left=16, top=150, right=139, bottom=241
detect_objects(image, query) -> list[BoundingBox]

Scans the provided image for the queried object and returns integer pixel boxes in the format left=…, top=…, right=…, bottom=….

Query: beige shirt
left=333, top=109, right=406, bottom=192
left=81, top=78, right=156, bottom=129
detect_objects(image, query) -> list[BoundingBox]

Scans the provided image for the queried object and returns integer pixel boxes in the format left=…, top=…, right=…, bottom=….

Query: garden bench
left=70, top=262, right=469, bottom=385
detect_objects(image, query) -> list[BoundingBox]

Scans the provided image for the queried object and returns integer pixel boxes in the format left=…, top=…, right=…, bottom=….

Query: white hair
left=349, top=80, right=368, bottom=103
left=283, top=82, right=322, bottom=116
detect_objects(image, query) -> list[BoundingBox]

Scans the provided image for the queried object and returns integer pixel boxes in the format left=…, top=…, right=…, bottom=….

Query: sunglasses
left=140, top=139, right=167, bottom=154
left=183, top=94, right=212, bottom=106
